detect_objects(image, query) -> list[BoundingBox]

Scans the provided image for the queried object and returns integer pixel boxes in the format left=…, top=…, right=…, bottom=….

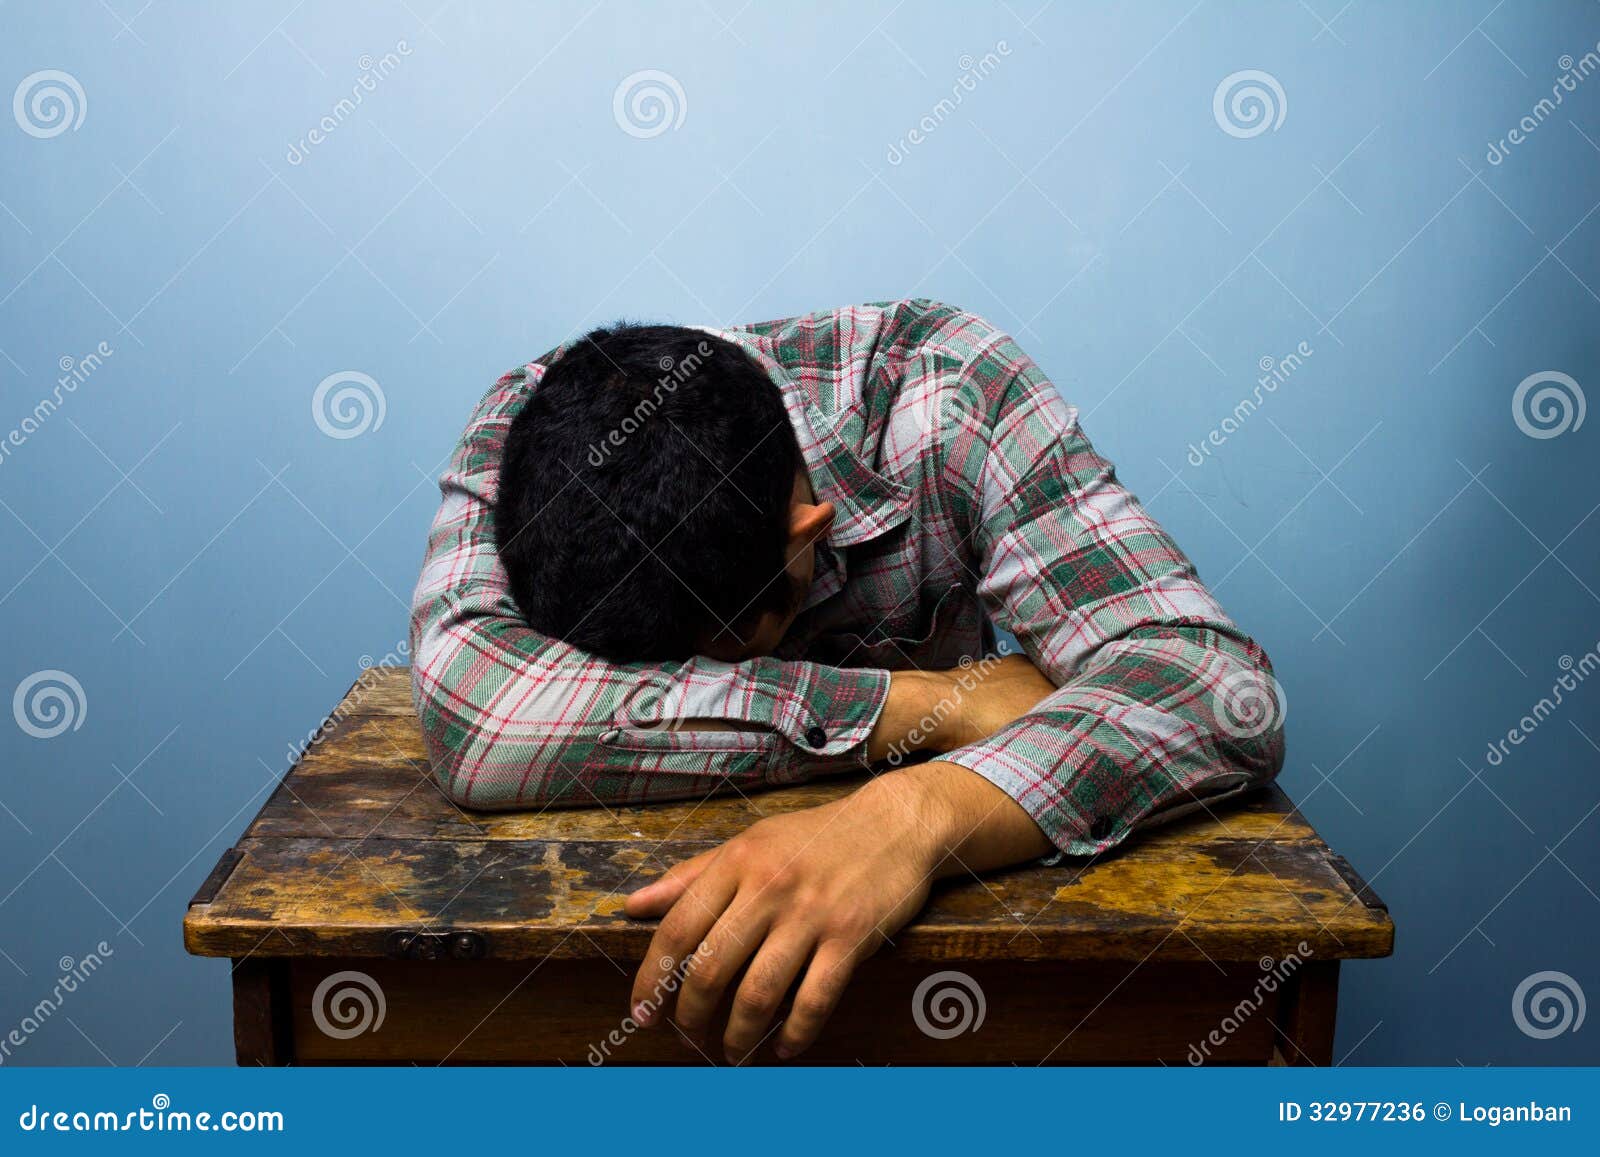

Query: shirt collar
left=703, top=326, right=914, bottom=550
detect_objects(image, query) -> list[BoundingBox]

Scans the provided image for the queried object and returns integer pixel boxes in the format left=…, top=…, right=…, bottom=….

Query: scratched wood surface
left=185, top=668, right=1394, bottom=963
left=284, top=958, right=1279, bottom=1065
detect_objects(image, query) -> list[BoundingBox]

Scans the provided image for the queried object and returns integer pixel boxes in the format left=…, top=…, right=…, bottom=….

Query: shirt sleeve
left=929, top=313, right=1286, bottom=857
left=408, top=366, right=890, bottom=810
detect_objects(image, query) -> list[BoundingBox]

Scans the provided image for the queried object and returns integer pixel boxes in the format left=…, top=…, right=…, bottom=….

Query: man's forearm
left=863, top=665, right=1055, bottom=872
left=625, top=660, right=1056, bottom=1060
left=856, top=758, right=1053, bottom=875
left=864, top=668, right=953, bottom=762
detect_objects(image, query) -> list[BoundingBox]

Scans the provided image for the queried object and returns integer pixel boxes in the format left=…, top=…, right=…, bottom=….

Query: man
left=410, top=299, right=1284, bottom=1062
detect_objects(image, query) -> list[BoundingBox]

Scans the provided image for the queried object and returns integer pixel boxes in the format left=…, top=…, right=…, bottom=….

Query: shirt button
left=1088, top=817, right=1114, bottom=841
left=804, top=725, right=828, bottom=749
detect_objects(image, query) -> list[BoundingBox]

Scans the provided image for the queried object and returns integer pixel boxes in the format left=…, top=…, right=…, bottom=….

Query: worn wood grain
left=186, top=666, right=1394, bottom=964
left=1277, top=960, right=1341, bottom=1066
left=230, top=958, right=292, bottom=1066
left=285, top=957, right=1278, bottom=1065
left=187, top=826, right=1392, bottom=961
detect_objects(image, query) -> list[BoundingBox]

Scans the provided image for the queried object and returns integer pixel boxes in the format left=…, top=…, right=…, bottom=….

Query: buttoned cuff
left=942, top=709, right=1267, bottom=861
left=766, top=662, right=891, bottom=784
left=936, top=710, right=1169, bottom=859
left=937, top=739, right=1109, bottom=860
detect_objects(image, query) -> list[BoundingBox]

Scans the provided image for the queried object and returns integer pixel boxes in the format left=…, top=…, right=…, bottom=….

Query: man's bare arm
left=624, top=654, right=1057, bottom=1061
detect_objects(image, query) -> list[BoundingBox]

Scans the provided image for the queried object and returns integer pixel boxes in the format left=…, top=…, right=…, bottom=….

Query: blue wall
left=2, top=1, right=1596, bottom=1065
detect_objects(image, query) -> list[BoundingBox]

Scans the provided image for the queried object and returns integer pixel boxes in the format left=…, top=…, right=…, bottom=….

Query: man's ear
left=788, top=499, right=835, bottom=549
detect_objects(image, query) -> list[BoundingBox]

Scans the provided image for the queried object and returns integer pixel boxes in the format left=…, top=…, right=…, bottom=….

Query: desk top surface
left=184, top=669, right=1394, bottom=964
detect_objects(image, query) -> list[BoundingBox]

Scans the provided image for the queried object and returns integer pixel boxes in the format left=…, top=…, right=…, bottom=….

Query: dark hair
left=495, top=323, right=802, bottom=662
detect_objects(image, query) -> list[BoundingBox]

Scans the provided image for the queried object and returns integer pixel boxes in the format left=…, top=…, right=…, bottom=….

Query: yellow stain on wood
left=184, top=667, right=1394, bottom=963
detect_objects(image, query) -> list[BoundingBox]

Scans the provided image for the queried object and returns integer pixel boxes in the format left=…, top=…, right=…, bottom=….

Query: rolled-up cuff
left=937, top=708, right=1262, bottom=858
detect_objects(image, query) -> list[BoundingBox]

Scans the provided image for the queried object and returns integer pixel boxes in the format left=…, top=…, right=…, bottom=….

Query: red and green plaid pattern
left=410, top=299, right=1283, bottom=855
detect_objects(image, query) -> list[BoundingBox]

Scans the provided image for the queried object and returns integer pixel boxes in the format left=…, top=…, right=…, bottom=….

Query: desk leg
left=1277, top=960, right=1340, bottom=1065
left=231, top=958, right=293, bottom=1066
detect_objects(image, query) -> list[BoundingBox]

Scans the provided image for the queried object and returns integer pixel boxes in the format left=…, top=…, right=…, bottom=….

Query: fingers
left=671, top=893, right=770, bottom=1045
left=722, top=927, right=814, bottom=1064
left=624, top=849, right=716, bottom=919
left=774, top=939, right=859, bottom=1059
left=629, top=862, right=735, bottom=1027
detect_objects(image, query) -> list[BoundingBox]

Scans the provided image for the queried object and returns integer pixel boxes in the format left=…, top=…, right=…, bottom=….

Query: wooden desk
left=184, top=668, right=1393, bottom=1065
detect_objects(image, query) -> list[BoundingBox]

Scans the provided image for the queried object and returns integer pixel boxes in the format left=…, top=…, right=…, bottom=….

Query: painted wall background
left=1, top=1, right=1596, bottom=1064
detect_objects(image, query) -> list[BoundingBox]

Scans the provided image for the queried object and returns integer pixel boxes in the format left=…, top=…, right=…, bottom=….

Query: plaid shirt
left=410, top=299, right=1284, bottom=856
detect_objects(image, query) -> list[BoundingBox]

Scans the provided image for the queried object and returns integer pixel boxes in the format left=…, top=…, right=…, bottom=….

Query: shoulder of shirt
left=478, top=301, right=1014, bottom=418
left=735, top=298, right=991, bottom=341
left=505, top=301, right=1002, bottom=372
left=736, top=301, right=1014, bottom=382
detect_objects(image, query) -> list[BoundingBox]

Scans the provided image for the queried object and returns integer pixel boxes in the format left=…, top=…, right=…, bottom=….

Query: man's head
left=495, top=323, right=835, bottom=664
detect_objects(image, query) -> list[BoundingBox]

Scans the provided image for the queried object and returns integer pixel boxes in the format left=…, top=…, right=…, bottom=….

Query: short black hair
left=495, top=323, right=802, bottom=662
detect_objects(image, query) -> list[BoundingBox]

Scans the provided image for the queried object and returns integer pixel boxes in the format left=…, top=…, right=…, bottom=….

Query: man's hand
left=624, top=654, right=1059, bottom=1061
left=623, top=759, right=1051, bottom=1062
